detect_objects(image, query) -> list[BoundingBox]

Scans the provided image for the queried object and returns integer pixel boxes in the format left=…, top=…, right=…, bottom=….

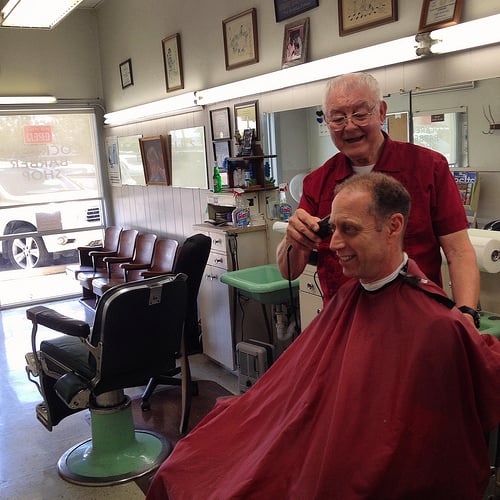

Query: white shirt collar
left=361, top=253, right=409, bottom=291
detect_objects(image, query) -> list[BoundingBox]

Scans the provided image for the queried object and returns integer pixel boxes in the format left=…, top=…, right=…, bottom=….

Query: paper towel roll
left=469, top=235, right=500, bottom=273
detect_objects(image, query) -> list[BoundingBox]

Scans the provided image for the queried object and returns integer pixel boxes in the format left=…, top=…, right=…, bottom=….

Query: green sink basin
left=220, top=264, right=299, bottom=304
left=479, top=311, right=500, bottom=338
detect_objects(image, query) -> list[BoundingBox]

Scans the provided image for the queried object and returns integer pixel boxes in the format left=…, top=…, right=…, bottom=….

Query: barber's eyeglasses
left=325, top=107, right=375, bottom=131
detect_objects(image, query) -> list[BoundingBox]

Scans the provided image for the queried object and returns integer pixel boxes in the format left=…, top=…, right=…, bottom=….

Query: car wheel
left=7, top=229, right=50, bottom=269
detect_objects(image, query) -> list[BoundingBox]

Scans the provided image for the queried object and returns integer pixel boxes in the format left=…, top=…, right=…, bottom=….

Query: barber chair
left=24, top=273, right=188, bottom=486
left=141, top=233, right=211, bottom=417
left=66, top=226, right=122, bottom=279
left=76, top=228, right=138, bottom=308
left=91, top=232, right=157, bottom=297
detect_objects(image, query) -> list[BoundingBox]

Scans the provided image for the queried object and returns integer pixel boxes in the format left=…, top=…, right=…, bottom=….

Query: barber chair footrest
left=57, top=398, right=171, bottom=486
left=36, top=403, right=51, bottom=430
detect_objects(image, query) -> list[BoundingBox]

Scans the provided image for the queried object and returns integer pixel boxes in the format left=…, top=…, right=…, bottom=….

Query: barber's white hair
left=323, top=72, right=382, bottom=114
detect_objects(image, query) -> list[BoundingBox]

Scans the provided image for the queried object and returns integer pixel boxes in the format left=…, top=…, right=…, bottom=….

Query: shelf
left=226, top=155, right=276, bottom=190
left=228, top=155, right=277, bottom=161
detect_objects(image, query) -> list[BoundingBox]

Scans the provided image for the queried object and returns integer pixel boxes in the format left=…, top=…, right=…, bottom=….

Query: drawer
left=209, top=234, right=226, bottom=252
left=208, top=250, right=228, bottom=270
left=299, top=274, right=322, bottom=297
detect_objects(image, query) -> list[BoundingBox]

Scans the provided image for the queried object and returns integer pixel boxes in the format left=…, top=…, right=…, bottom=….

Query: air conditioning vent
left=86, top=207, right=101, bottom=222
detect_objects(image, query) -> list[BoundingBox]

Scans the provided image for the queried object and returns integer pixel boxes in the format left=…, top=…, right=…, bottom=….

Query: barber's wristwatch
left=458, top=305, right=481, bottom=328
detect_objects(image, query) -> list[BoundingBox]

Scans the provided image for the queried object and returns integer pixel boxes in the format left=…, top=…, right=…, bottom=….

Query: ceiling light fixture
left=1, top=0, right=84, bottom=29
left=0, top=96, right=57, bottom=104
left=103, top=92, right=201, bottom=126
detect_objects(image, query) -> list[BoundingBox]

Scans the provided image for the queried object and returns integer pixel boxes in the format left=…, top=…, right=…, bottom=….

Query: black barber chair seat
left=25, top=273, right=188, bottom=486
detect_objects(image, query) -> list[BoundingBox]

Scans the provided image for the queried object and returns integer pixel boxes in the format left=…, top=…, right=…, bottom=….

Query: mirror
left=170, top=126, right=208, bottom=188
left=117, top=135, right=146, bottom=186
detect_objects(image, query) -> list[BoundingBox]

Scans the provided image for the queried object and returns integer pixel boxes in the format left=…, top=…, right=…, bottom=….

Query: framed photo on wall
left=234, top=100, right=259, bottom=141
left=162, top=33, right=184, bottom=92
left=222, top=8, right=259, bottom=70
left=274, top=0, right=319, bottom=23
left=282, top=18, right=309, bottom=69
left=139, top=135, right=170, bottom=185
left=338, top=0, right=398, bottom=36
left=119, top=58, right=134, bottom=89
left=418, top=0, right=462, bottom=33
left=210, top=107, right=231, bottom=140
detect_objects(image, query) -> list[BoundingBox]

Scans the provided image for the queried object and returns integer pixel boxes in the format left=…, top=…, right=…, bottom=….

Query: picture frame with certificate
left=210, top=107, right=231, bottom=140
left=418, top=0, right=462, bottom=33
left=338, top=0, right=398, bottom=37
left=139, top=135, right=170, bottom=186
left=282, top=18, right=309, bottom=69
left=119, top=58, right=134, bottom=89
left=222, top=8, right=259, bottom=71
left=162, top=33, right=184, bottom=92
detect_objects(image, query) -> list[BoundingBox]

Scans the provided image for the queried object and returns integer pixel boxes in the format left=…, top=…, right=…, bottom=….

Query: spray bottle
left=232, top=188, right=251, bottom=227
left=278, top=183, right=292, bottom=221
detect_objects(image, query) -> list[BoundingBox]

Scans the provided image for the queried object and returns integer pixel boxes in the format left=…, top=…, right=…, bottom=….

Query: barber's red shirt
left=299, top=133, right=468, bottom=301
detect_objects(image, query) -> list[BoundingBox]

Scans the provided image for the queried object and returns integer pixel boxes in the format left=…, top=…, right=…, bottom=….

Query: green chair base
left=58, top=397, right=171, bottom=486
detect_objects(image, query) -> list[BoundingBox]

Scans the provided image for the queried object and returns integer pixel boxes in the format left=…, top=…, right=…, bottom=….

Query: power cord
left=287, top=244, right=300, bottom=336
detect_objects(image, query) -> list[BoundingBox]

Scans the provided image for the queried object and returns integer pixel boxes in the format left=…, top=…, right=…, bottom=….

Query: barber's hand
left=285, top=208, right=324, bottom=252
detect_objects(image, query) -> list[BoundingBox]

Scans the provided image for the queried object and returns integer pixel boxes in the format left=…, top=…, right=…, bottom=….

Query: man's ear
left=387, top=213, right=405, bottom=236
left=378, top=100, right=388, bottom=125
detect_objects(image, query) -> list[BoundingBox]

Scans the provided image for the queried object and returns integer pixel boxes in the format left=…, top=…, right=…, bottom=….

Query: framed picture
left=139, top=135, right=170, bottom=185
left=418, top=0, right=462, bottom=33
left=338, top=0, right=398, bottom=36
left=119, top=58, right=134, bottom=89
left=162, top=33, right=184, bottom=92
left=222, top=8, right=259, bottom=71
left=234, top=100, right=259, bottom=141
left=282, top=18, right=310, bottom=69
left=210, top=107, right=231, bottom=140
left=274, top=0, right=319, bottom=23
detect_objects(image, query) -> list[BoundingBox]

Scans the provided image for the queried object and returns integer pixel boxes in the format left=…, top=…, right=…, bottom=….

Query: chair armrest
left=103, top=256, right=132, bottom=264
left=121, top=262, right=150, bottom=271
left=78, top=245, right=103, bottom=266
left=26, top=306, right=90, bottom=338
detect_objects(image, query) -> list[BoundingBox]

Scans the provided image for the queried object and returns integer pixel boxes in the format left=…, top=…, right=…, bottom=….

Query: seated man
left=147, top=173, right=500, bottom=500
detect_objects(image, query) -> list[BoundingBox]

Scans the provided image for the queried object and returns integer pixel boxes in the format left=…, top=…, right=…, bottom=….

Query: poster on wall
left=106, top=136, right=121, bottom=186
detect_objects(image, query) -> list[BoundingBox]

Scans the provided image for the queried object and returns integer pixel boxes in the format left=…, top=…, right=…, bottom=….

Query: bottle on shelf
left=213, top=162, right=222, bottom=193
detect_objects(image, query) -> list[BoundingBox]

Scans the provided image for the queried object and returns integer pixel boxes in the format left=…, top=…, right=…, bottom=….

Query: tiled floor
left=0, top=298, right=238, bottom=499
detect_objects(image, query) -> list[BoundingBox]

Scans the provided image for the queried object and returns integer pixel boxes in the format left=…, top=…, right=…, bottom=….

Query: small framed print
left=418, top=0, right=462, bottom=33
left=222, top=8, right=259, bottom=70
left=274, top=0, right=319, bottom=23
left=119, top=58, right=134, bottom=89
left=338, top=0, right=398, bottom=36
left=282, top=18, right=309, bottom=69
left=234, top=100, right=259, bottom=141
left=139, top=135, right=170, bottom=185
left=210, top=107, right=231, bottom=140
left=162, top=33, right=184, bottom=92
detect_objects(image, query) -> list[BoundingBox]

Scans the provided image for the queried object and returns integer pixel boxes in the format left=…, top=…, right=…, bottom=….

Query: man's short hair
left=335, top=172, right=411, bottom=228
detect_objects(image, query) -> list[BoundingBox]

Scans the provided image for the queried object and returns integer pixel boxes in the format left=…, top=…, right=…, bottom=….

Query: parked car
left=0, top=164, right=103, bottom=269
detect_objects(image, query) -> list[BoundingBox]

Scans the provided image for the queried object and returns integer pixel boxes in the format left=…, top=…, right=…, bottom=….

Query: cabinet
left=195, top=224, right=268, bottom=370
left=228, top=155, right=276, bottom=190
left=299, top=264, right=323, bottom=330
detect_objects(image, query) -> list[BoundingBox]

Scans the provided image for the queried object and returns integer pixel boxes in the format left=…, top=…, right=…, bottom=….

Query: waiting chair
left=76, top=228, right=138, bottom=307
left=25, top=273, right=188, bottom=486
left=66, top=226, right=122, bottom=279
left=140, top=238, right=179, bottom=278
left=141, top=233, right=211, bottom=417
left=91, top=232, right=157, bottom=297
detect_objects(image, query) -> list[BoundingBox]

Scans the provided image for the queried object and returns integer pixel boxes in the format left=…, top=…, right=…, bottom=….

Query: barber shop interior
left=2, top=0, right=500, bottom=498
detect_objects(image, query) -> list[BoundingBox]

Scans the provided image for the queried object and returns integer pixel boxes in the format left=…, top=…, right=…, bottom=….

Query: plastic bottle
left=213, top=162, right=222, bottom=193
left=232, top=188, right=251, bottom=227
left=278, top=183, right=292, bottom=221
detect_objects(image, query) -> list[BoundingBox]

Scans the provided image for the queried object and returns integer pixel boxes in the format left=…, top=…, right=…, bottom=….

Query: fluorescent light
left=104, top=91, right=201, bottom=126
left=429, top=14, right=500, bottom=54
left=0, top=96, right=57, bottom=104
left=1, top=0, right=84, bottom=29
left=196, top=36, right=419, bottom=105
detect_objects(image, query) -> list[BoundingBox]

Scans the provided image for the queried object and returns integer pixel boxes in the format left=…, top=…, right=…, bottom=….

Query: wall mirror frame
left=234, top=100, right=259, bottom=141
